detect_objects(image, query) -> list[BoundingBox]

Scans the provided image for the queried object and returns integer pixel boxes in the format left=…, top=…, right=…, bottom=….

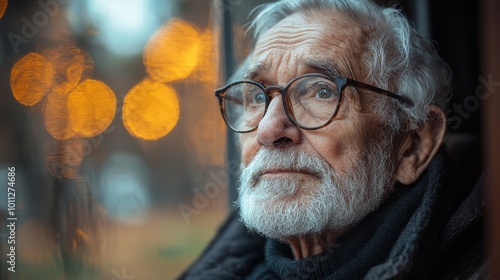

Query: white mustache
left=241, top=147, right=329, bottom=184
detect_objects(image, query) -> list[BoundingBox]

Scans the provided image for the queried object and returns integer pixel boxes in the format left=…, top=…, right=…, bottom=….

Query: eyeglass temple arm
left=348, top=80, right=414, bottom=107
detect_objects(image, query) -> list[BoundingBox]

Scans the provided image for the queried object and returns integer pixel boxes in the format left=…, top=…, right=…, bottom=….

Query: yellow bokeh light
left=44, top=83, right=77, bottom=140
left=68, top=79, right=116, bottom=137
left=10, top=52, right=53, bottom=106
left=0, top=0, right=7, bottom=19
left=192, top=27, right=220, bottom=86
left=42, top=43, right=93, bottom=86
left=123, top=79, right=180, bottom=140
left=67, top=49, right=94, bottom=86
left=144, top=19, right=201, bottom=83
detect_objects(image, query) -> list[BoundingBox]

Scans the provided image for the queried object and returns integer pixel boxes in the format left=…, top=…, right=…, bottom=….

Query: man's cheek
left=240, top=135, right=259, bottom=166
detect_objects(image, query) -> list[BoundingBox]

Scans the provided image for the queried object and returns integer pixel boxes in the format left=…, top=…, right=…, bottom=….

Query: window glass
left=0, top=0, right=265, bottom=278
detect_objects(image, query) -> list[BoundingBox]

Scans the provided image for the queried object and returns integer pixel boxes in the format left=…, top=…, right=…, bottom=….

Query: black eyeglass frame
left=215, top=73, right=414, bottom=133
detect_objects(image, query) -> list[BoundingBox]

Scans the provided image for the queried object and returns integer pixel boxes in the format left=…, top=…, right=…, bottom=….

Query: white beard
left=237, top=141, right=395, bottom=240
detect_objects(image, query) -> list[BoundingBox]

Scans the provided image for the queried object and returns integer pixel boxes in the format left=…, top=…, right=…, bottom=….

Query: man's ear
left=393, top=105, right=447, bottom=185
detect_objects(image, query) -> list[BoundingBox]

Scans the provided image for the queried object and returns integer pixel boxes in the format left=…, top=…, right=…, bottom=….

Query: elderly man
left=181, top=0, right=486, bottom=279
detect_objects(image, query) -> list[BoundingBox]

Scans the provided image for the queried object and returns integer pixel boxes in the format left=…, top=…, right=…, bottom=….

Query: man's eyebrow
left=243, top=63, right=269, bottom=80
left=305, top=59, right=342, bottom=78
left=242, top=59, right=343, bottom=80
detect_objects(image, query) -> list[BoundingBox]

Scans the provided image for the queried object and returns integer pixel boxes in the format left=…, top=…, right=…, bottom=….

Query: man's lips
left=259, top=169, right=321, bottom=179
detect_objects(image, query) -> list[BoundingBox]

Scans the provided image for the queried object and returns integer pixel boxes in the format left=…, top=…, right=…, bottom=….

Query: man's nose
left=256, top=94, right=301, bottom=147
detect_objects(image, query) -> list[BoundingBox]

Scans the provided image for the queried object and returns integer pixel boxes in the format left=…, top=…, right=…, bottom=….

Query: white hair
left=244, top=0, right=452, bottom=132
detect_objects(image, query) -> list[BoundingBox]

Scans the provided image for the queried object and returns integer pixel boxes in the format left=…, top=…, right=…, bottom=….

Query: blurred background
left=0, top=0, right=497, bottom=279
left=0, top=0, right=267, bottom=279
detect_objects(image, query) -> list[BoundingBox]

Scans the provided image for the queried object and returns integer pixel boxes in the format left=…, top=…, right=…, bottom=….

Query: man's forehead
left=245, top=10, right=369, bottom=81
left=244, top=59, right=343, bottom=80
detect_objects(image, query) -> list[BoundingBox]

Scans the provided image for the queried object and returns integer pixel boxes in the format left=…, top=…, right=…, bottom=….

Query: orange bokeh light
left=67, top=49, right=94, bottom=86
left=123, top=79, right=180, bottom=140
left=10, top=52, right=53, bottom=106
left=192, top=27, right=220, bottom=86
left=0, top=0, right=7, bottom=19
left=144, top=19, right=201, bottom=83
left=68, top=79, right=116, bottom=137
left=44, top=83, right=77, bottom=140
left=42, top=43, right=94, bottom=86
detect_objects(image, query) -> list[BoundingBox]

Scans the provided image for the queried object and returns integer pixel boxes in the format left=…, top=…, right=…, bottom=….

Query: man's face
left=237, top=11, right=396, bottom=239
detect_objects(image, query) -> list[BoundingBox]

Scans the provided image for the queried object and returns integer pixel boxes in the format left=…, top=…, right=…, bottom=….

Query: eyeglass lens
left=223, top=75, right=341, bottom=132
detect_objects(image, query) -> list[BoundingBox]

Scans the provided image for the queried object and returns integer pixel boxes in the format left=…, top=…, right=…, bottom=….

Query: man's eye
left=244, top=90, right=266, bottom=106
left=253, top=92, right=266, bottom=104
left=315, top=88, right=335, bottom=99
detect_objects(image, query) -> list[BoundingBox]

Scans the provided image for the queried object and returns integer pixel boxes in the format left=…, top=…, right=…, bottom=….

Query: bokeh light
left=184, top=26, right=225, bottom=166
left=10, top=52, right=53, bottom=106
left=192, top=28, right=219, bottom=86
left=0, top=0, right=7, bottom=19
left=43, top=83, right=77, bottom=140
left=144, top=19, right=201, bottom=83
left=67, top=49, right=94, bottom=86
left=42, top=43, right=94, bottom=86
left=68, top=79, right=116, bottom=137
left=123, top=79, right=180, bottom=140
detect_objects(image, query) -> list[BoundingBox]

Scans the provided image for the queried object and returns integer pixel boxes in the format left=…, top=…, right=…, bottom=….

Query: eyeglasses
left=215, top=73, right=413, bottom=133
